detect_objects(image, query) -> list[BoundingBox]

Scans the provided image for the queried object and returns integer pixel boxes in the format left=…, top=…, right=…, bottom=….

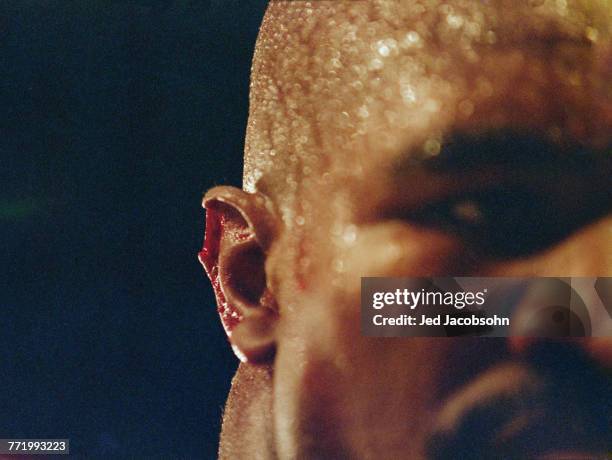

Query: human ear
left=198, top=186, right=278, bottom=364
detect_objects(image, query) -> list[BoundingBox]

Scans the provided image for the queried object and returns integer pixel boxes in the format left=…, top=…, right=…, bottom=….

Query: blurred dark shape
left=595, top=277, right=612, bottom=318
left=512, top=278, right=592, bottom=337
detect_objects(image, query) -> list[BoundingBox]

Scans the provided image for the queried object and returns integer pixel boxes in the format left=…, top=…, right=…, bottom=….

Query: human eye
left=391, top=133, right=612, bottom=259
left=406, top=187, right=571, bottom=258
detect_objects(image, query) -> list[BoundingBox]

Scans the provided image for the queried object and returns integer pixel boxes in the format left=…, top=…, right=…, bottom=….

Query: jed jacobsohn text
left=372, top=313, right=509, bottom=327
left=360, top=277, right=612, bottom=337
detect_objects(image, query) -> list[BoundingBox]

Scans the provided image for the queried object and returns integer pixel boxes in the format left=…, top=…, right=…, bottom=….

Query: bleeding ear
left=198, top=186, right=278, bottom=364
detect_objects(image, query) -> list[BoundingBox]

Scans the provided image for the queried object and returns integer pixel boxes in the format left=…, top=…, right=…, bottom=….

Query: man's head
left=200, top=1, right=612, bottom=458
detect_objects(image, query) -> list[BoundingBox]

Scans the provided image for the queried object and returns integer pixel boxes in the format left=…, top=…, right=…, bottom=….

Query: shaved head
left=246, top=0, right=611, bottom=197
left=243, top=0, right=612, bottom=295
left=202, top=1, right=612, bottom=458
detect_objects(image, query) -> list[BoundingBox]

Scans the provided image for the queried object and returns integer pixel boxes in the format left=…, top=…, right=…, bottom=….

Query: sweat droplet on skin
left=242, top=0, right=611, bottom=293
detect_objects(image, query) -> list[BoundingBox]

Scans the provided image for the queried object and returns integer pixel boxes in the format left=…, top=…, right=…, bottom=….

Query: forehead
left=244, top=0, right=610, bottom=197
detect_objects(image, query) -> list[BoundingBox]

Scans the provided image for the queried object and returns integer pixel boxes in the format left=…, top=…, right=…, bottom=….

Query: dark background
left=1, top=1, right=268, bottom=458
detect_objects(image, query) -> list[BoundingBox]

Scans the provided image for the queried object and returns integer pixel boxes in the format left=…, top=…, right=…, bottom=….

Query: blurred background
left=0, top=0, right=268, bottom=457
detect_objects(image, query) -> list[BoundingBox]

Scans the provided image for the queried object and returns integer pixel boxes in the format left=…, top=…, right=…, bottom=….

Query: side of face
left=202, top=1, right=612, bottom=459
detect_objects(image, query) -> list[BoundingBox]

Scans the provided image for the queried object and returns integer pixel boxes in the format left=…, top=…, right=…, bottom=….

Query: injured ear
left=198, top=186, right=278, bottom=364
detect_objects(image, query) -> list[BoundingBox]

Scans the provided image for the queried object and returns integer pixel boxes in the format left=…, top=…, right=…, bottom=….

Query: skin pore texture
left=201, top=1, right=612, bottom=459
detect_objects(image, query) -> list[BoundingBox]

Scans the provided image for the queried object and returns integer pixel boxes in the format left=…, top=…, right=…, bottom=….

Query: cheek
left=271, top=222, right=470, bottom=456
left=275, top=297, right=447, bottom=458
left=281, top=221, right=471, bottom=359
left=340, top=221, right=472, bottom=284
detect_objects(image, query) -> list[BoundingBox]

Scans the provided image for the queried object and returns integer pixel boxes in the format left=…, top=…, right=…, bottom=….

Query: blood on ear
left=199, top=205, right=243, bottom=334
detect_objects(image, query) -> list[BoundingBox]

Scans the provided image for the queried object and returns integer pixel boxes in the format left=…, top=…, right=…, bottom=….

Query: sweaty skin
left=205, top=1, right=612, bottom=459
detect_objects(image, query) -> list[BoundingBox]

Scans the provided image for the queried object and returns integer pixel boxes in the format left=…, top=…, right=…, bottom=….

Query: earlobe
left=198, top=186, right=278, bottom=364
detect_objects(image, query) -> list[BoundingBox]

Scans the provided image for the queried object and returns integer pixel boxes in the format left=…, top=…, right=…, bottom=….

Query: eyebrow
left=394, top=130, right=612, bottom=175
left=372, top=129, right=612, bottom=221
